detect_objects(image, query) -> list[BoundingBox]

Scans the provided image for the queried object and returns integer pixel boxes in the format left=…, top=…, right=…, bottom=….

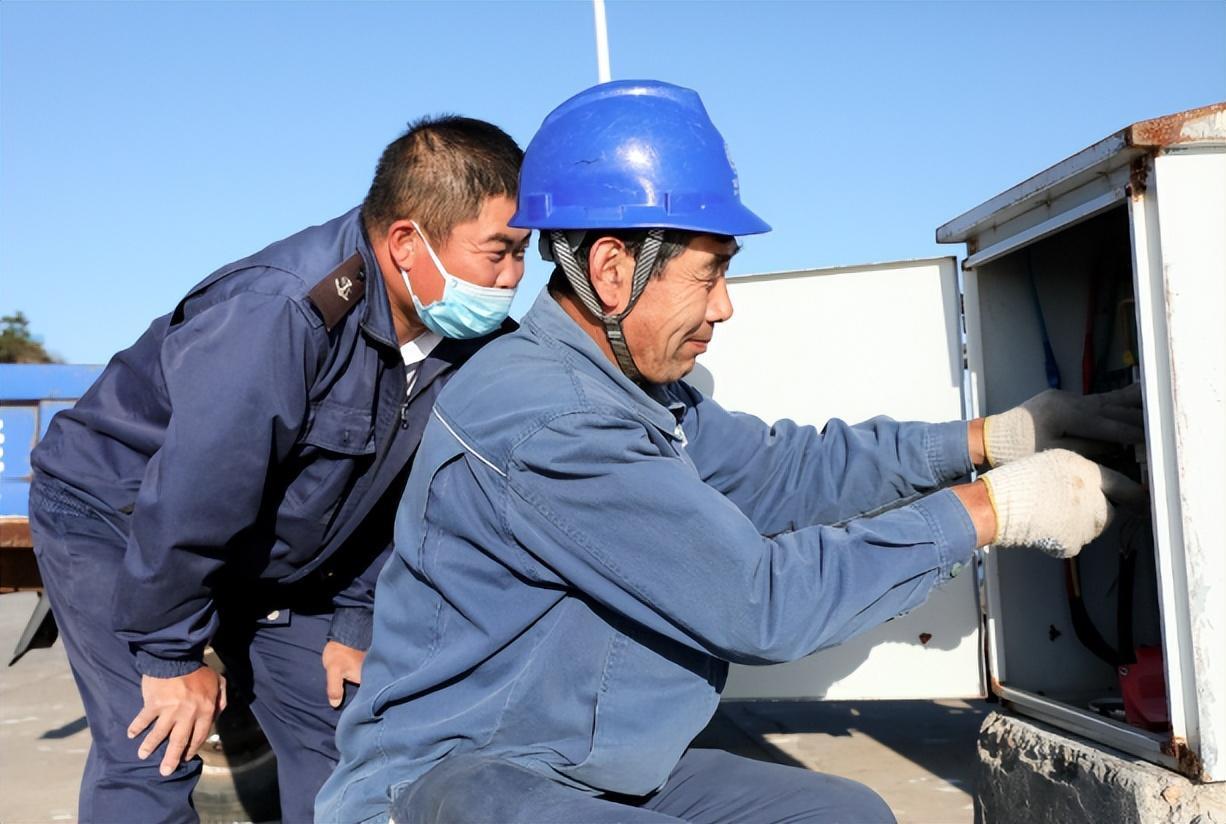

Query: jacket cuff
left=328, top=606, right=374, bottom=651
left=911, top=488, right=977, bottom=583
left=134, top=650, right=203, bottom=679
left=926, top=420, right=976, bottom=484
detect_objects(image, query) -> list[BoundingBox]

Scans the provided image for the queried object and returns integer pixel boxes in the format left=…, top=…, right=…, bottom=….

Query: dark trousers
left=393, top=748, right=896, bottom=824
left=29, top=479, right=345, bottom=824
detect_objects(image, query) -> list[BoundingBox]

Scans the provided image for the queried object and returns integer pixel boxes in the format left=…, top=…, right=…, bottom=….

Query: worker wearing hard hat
left=317, top=80, right=1144, bottom=823
left=27, top=117, right=530, bottom=823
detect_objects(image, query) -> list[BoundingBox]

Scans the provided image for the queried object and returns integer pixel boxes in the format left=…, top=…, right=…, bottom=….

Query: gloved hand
left=981, top=449, right=1146, bottom=558
left=984, top=384, right=1143, bottom=467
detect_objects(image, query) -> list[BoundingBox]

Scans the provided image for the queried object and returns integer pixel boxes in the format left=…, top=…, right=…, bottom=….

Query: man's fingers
left=127, top=706, right=157, bottom=739
left=1053, top=437, right=1116, bottom=460
left=1098, top=383, right=1142, bottom=407
left=1098, top=402, right=1144, bottom=426
left=1067, top=415, right=1144, bottom=445
left=159, top=721, right=193, bottom=777
left=1098, top=465, right=1148, bottom=509
left=326, top=664, right=345, bottom=708
left=137, top=713, right=176, bottom=759
left=217, top=675, right=227, bottom=713
left=186, top=715, right=214, bottom=763
left=1100, top=499, right=1118, bottom=536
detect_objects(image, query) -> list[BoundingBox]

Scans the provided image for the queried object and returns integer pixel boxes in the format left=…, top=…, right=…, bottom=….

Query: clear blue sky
left=2, top=0, right=1223, bottom=364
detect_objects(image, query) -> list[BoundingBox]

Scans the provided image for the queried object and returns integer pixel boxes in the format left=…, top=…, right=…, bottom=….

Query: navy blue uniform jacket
left=32, top=207, right=503, bottom=677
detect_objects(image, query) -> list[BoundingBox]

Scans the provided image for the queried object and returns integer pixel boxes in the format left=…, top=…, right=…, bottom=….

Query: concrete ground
left=0, top=591, right=987, bottom=823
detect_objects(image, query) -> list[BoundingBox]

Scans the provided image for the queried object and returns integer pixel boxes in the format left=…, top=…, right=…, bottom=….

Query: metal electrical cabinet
left=699, top=102, right=1225, bottom=783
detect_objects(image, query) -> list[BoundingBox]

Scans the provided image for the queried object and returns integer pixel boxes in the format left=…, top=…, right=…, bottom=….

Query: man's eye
left=487, top=251, right=507, bottom=263
left=513, top=248, right=527, bottom=261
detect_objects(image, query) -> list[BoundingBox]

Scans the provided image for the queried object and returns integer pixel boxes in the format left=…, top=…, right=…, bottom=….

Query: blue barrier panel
left=0, top=364, right=103, bottom=516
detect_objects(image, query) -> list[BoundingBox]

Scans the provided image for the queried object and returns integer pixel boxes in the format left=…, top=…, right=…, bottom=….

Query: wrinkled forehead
left=681, top=233, right=741, bottom=264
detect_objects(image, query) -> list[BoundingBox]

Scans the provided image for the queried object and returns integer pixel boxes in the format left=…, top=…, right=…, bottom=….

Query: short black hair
left=547, top=229, right=695, bottom=297
left=362, top=115, right=523, bottom=243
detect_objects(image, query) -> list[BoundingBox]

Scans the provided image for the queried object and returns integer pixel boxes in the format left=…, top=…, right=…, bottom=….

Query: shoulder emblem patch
left=308, top=253, right=366, bottom=331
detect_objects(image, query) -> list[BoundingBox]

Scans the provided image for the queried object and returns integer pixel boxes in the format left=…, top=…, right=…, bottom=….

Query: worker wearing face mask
left=27, top=115, right=531, bottom=824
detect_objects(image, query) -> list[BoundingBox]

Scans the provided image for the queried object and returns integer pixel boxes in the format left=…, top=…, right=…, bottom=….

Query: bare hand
left=128, top=667, right=226, bottom=776
left=322, top=640, right=365, bottom=708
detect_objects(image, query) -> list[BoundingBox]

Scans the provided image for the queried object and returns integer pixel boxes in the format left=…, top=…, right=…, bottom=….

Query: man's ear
left=586, top=237, right=635, bottom=314
left=385, top=219, right=421, bottom=271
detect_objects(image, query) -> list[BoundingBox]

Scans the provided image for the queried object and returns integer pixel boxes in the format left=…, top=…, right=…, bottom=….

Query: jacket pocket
left=283, top=400, right=375, bottom=521
left=559, top=627, right=725, bottom=796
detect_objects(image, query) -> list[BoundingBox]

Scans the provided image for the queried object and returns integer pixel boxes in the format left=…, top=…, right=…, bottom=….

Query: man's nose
left=496, top=259, right=525, bottom=289
left=709, top=278, right=734, bottom=323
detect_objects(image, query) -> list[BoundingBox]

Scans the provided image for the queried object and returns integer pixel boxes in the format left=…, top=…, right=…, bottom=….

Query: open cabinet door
left=688, top=257, right=986, bottom=700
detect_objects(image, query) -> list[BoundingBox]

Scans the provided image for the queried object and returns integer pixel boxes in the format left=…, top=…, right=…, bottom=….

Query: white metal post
left=593, top=0, right=611, bottom=83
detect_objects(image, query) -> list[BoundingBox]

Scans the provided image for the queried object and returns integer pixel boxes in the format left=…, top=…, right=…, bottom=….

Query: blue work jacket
left=32, top=207, right=503, bottom=677
left=318, top=290, right=978, bottom=822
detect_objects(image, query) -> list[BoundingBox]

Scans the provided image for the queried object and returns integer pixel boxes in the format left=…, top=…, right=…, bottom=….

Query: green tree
left=0, top=312, right=60, bottom=363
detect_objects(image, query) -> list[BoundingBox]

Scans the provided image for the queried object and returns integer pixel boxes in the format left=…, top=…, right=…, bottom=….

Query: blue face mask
left=399, top=221, right=517, bottom=339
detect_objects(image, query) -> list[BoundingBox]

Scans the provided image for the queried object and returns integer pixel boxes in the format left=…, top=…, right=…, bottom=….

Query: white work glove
left=984, top=384, right=1143, bottom=467
left=981, top=449, right=1146, bottom=558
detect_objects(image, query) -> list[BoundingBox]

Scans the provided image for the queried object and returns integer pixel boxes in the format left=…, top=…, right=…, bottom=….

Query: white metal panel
left=1126, top=158, right=1194, bottom=773
left=1143, top=149, right=1226, bottom=780
left=938, top=102, right=1226, bottom=247
left=961, top=267, right=1010, bottom=691
left=936, top=131, right=1134, bottom=245
left=690, top=257, right=984, bottom=701
left=961, top=186, right=1125, bottom=270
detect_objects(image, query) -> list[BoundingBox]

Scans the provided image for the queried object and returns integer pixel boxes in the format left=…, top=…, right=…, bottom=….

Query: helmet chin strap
left=550, top=229, right=664, bottom=384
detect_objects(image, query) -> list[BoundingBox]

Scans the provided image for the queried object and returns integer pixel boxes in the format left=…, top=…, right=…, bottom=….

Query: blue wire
left=1027, top=250, right=1062, bottom=390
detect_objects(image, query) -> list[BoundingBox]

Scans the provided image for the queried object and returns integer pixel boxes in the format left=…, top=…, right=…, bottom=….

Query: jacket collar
left=409, top=319, right=517, bottom=404
left=523, top=290, right=683, bottom=434
left=342, top=208, right=399, bottom=351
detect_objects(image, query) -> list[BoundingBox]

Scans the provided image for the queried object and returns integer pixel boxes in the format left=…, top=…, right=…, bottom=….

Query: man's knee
left=82, top=756, right=201, bottom=824
left=392, top=756, right=530, bottom=824
left=390, top=756, right=652, bottom=824
left=663, top=749, right=895, bottom=824
left=811, top=773, right=895, bottom=824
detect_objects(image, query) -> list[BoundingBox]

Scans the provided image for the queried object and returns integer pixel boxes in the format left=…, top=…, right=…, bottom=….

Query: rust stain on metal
left=1129, top=157, right=1150, bottom=200
left=918, top=632, right=933, bottom=646
left=1161, top=736, right=1205, bottom=779
left=0, top=518, right=33, bottom=549
left=1127, top=102, right=1226, bottom=148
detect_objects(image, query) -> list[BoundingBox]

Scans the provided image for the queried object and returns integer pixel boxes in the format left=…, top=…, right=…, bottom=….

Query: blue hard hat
left=510, top=80, right=771, bottom=236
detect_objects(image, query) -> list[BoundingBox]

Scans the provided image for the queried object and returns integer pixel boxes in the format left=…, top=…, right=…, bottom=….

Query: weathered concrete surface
left=976, top=711, right=1226, bottom=824
left=712, top=699, right=987, bottom=823
left=0, top=592, right=85, bottom=823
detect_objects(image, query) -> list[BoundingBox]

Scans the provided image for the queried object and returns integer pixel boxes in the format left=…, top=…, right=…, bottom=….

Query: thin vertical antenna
left=593, top=0, right=612, bottom=83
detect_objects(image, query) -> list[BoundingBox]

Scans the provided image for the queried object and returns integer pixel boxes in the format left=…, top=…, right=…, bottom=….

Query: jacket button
left=266, top=610, right=281, bottom=621
left=949, top=562, right=963, bottom=579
